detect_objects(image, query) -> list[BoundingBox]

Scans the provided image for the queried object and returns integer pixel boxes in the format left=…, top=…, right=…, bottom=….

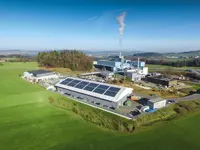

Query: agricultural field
left=1, top=62, right=200, bottom=150
left=147, top=64, right=200, bottom=72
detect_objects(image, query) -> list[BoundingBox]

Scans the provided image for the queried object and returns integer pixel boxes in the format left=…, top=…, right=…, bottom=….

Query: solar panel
left=71, top=80, right=81, bottom=84
left=108, top=87, right=120, bottom=92
left=97, top=85, right=109, bottom=90
left=88, top=83, right=99, bottom=87
left=84, top=83, right=99, bottom=91
left=103, top=86, right=121, bottom=97
left=93, top=88, right=106, bottom=94
left=67, top=80, right=81, bottom=87
left=104, top=91, right=117, bottom=97
left=75, top=81, right=89, bottom=89
left=60, top=78, right=74, bottom=85
left=93, top=84, right=109, bottom=94
left=84, top=86, right=95, bottom=91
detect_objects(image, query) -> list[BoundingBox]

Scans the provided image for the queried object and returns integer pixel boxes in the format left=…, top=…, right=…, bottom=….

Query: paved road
left=136, top=92, right=200, bottom=102
left=168, top=93, right=200, bottom=101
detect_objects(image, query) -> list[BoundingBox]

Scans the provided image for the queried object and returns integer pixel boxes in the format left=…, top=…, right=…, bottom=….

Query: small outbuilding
left=23, top=70, right=58, bottom=82
left=147, top=97, right=166, bottom=109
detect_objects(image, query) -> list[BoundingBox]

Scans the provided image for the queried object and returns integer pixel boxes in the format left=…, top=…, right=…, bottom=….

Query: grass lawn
left=1, top=62, right=200, bottom=150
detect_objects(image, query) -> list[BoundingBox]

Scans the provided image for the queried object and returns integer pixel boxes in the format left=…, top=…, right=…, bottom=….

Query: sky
left=1, top=0, right=200, bottom=52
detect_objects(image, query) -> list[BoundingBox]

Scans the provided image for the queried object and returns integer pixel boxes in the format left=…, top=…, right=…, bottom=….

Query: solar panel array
left=60, top=78, right=121, bottom=97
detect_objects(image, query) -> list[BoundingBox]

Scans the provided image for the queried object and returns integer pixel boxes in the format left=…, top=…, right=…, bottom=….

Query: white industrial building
left=147, top=97, right=167, bottom=109
left=55, top=77, right=133, bottom=108
left=23, top=70, right=58, bottom=82
left=125, top=67, right=148, bottom=82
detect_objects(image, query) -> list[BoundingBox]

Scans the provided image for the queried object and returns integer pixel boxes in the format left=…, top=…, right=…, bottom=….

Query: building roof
left=55, top=77, right=133, bottom=103
left=148, top=97, right=166, bottom=103
left=27, top=70, right=53, bottom=75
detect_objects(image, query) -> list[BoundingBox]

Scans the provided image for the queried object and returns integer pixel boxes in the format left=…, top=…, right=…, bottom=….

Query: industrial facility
left=145, top=76, right=178, bottom=87
left=93, top=53, right=148, bottom=82
left=23, top=70, right=58, bottom=82
left=55, top=77, right=133, bottom=108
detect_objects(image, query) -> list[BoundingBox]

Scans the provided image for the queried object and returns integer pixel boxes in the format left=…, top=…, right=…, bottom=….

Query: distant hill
left=132, top=50, right=200, bottom=58
left=83, top=50, right=141, bottom=57
left=133, top=52, right=163, bottom=57
left=165, top=50, right=200, bottom=57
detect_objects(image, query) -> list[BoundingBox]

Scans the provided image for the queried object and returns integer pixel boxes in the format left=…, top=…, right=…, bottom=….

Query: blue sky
left=0, top=0, right=200, bottom=52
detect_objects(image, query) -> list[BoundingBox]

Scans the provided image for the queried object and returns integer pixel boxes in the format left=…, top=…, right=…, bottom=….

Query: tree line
left=37, top=50, right=93, bottom=71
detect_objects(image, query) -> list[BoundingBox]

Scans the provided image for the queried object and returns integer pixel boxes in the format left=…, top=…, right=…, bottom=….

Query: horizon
left=1, top=0, right=200, bottom=51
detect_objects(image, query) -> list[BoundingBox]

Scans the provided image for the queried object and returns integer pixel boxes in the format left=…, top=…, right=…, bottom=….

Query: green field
left=1, top=62, right=200, bottom=150
left=147, top=64, right=200, bottom=72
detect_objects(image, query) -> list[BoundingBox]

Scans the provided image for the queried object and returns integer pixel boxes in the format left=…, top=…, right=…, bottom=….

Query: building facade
left=147, top=98, right=167, bottom=109
left=145, top=77, right=177, bottom=87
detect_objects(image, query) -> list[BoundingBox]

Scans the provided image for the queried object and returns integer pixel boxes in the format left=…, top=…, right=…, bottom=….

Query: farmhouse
left=23, top=70, right=58, bottom=82
left=55, top=77, right=133, bottom=108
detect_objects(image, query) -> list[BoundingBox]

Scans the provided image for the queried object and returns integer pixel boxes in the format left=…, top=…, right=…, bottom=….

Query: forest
left=37, top=50, right=93, bottom=71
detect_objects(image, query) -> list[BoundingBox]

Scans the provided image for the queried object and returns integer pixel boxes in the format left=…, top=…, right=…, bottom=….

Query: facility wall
left=56, top=87, right=120, bottom=108
left=97, top=60, right=116, bottom=67
left=131, top=61, right=145, bottom=67
left=145, top=77, right=177, bottom=87
left=94, top=65, right=114, bottom=71
left=148, top=100, right=166, bottom=109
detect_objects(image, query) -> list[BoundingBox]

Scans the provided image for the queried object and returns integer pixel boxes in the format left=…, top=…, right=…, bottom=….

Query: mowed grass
left=0, top=62, right=200, bottom=150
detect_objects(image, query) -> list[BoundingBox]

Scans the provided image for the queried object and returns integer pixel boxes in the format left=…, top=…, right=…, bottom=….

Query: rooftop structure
left=55, top=77, right=133, bottom=108
left=148, top=97, right=166, bottom=103
left=27, top=70, right=53, bottom=77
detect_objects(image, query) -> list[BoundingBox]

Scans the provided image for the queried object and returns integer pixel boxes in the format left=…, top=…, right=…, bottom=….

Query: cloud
left=87, top=16, right=99, bottom=21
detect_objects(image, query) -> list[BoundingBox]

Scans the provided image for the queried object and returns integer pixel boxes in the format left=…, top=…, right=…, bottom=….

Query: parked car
left=109, top=106, right=115, bottom=110
left=167, top=100, right=176, bottom=103
left=127, top=112, right=134, bottom=118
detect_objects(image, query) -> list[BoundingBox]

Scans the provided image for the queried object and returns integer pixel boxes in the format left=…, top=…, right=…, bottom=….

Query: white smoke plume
left=116, top=12, right=126, bottom=48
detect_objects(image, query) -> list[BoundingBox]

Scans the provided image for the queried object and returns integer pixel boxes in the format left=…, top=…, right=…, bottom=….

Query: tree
left=36, top=50, right=93, bottom=71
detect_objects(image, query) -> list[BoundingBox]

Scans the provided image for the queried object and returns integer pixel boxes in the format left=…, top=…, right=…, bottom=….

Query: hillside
left=1, top=62, right=200, bottom=150
left=133, top=52, right=163, bottom=57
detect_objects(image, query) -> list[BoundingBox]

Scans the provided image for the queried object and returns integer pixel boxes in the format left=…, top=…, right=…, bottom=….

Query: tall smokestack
left=116, top=12, right=126, bottom=49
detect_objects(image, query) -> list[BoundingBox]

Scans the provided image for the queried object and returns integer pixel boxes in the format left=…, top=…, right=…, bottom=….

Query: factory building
left=126, top=72, right=146, bottom=82
left=55, top=77, right=133, bottom=108
left=94, top=53, right=147, bottom=73
left=145, top=76, right=177, bottom=87
left=147, top=97, right=167, bottom=109
left=23, top=70, right=58, bottom=82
